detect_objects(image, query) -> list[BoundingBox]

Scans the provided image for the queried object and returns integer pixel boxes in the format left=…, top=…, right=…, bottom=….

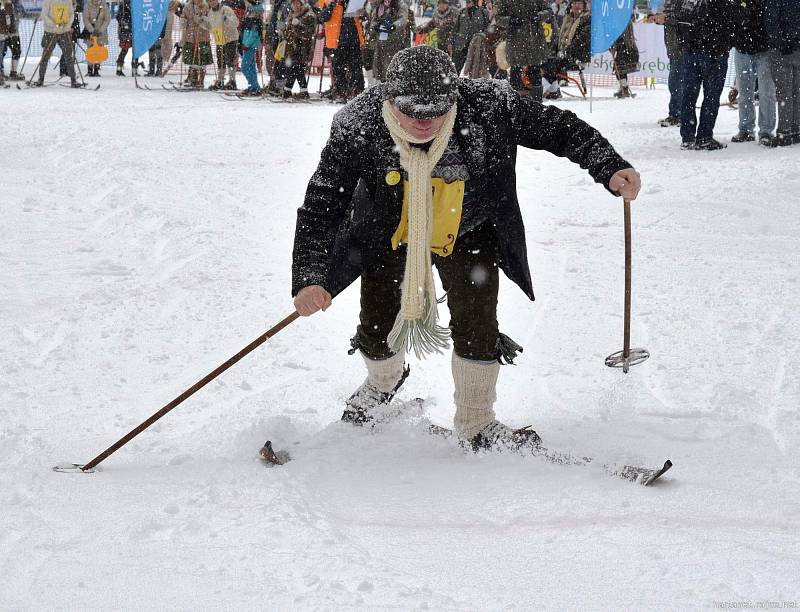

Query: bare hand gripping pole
left=605, top=199, right=649, bottom=373
left=53, top=311, right=300, bottom=473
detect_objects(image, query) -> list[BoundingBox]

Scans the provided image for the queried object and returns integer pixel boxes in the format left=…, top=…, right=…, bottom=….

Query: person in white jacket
left=34, top=0, right=78, bottom=86
left=204, top=0, right=239, bottom=89
left=82, top=0, right=110, bottom=76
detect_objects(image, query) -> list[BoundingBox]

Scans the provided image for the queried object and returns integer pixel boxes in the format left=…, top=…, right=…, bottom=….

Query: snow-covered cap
left=384, top=46, right=459, bottom=120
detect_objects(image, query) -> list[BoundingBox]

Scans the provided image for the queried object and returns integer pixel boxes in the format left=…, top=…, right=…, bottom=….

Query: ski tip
left=642, top=459, right=673, bottom=487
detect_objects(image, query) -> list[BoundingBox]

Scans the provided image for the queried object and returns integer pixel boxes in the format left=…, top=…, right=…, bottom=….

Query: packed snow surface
left=2, top=78, right=799, bottom=611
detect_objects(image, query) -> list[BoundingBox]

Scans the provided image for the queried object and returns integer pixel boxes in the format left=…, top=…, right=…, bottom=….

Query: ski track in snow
left=1, top=79, right=799, bottom=610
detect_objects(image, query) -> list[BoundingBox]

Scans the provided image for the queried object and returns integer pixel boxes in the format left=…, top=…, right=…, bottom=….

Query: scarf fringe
left=387, top=293, right=451, bottom=359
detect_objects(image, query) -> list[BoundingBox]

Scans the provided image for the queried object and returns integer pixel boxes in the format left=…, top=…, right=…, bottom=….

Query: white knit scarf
left=381, top=100, right=458, bottom=358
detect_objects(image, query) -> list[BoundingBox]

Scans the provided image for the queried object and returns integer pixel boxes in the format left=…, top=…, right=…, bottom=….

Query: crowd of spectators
left=2, top=0, right=799, bottom=149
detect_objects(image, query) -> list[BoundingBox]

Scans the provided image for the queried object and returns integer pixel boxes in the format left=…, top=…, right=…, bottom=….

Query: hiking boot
left=544, top=90, right=562, bottom=100
left=680, top=140, right=695, bottom=150
left=208, top=80, right=223, bottom=90
left=776, top=132, right=794, bottom=147
left=281, top=88, right=292, bottom=99
left=341, top=352, right=408, bottom=425
left=70, top=81, right=83, bottom=88
left=224, top=80, right=237, bottom=90
left=116, top=66, right=125, bottom=76
left=731, top=131, right=755, bottom=143
left=293, top=89, right=310, bottom=100
left=759, top=135, right=778, bottom=148
left=469, top=421, right=542, bottom=453
left=695, top=138, right=726, bottom=151
left=30, top=80, right=44, bottom=87
left=614, top=86, right=633, bottom=98
left=8, top=70, right=23, bottom=81
left=793, top=133, right=800, bottom=145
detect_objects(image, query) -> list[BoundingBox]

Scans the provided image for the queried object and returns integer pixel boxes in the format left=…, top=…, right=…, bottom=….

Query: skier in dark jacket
left=494, top=0, right=552, bottom=101
left=676, top=0, right=736, bottom=150
left=541, top=0, right=590, bottom=99
left=653, top=0, right=685, bottom=126
left=764, top=0, right=800, bottom=145
left=291, top=46, right=641, bottom=452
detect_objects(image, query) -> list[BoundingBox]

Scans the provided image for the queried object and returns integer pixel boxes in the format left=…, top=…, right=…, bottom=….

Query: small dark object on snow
left=259, top=441, right=291, bottom=466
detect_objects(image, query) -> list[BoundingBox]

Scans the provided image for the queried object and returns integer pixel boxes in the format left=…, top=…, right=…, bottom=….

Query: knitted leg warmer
left=452, top=352, right=499, bottom=440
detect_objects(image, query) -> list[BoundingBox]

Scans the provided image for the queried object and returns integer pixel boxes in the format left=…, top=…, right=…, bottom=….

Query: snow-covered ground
left=2, top=76, right=799, bottom=611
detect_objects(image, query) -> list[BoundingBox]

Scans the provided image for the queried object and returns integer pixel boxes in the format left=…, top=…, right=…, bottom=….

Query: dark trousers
left=453, top=47, right=468, bottom=75
left=215, top=40, right=237, bottom=74
left=667, top=52, right=685, bottom=119
left=1, top=35, right=21, bottom=60
left=331, top=42, right=362, bottom=96
left=39, top=32, right=75, bottom=83
left=284, top=60, right=308, bottom=90
left=680, top=49, right=729, bottom=142
left=357, top=222, right=500, bottom=362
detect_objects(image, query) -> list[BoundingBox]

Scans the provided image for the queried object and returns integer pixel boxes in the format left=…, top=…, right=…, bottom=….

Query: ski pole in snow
left=605, top=198, right=649, bottom=373
left=53, top=311, right=301, bottom=473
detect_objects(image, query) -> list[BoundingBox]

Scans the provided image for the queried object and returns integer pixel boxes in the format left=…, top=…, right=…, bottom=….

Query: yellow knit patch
left=53, top=3, right=70, bottom=24
left=391, top=178, right=465, bottom=257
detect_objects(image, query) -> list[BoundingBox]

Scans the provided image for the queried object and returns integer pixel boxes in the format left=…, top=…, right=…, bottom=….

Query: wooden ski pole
left=605, top=198, right=649, bottom=372
left=622, top=197, right=632, bottom=372
left=58, top=311, right=300, bottom=473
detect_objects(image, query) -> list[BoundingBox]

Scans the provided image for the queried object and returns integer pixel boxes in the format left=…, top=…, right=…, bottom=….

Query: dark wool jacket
left=764, top=0, right=800, bottom=52
left=676, top=0, right=736, bottom=56
left=732, top=0, right=770, bottom=55
left=291, top=79, right=632, bottom=300
left=494, top=0, right=552, bottom=67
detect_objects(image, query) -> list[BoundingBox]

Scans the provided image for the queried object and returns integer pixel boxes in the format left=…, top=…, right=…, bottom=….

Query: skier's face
left=389, top=103, right=449, bottom=142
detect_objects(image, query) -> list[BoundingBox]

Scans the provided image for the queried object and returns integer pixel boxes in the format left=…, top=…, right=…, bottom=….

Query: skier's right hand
left=294, top=285, right=332, bottom=316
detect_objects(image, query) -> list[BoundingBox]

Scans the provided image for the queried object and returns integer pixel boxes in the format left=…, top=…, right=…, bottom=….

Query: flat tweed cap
left=383, top=46, right=459, bottom=120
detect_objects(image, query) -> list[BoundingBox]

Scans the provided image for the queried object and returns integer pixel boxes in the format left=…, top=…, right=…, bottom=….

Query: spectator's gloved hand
left=294, top=285, right=332, bottom=317
left=609, top=168, right=641, bottom=201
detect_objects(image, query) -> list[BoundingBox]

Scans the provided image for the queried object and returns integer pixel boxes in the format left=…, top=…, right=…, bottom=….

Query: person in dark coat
left=730, top=0, right=777, bottom=146
left=610, top=17, right=639, bottom=99
left=653, top=0, right=685, bottom=126
left=541, top=0, right=590, bottom=99
left=290, top=45, right=641, bottom=453
left=764, top=0, right=800, bottom=145
left=451, top=0, right=490, bottom=75
left=494, top=0, right=551, bottom=101
left=676, top=0, right=736, bottom=150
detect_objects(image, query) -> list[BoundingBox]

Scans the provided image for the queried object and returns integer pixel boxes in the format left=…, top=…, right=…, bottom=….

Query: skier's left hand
left=609, top=168, right=641, bottom=201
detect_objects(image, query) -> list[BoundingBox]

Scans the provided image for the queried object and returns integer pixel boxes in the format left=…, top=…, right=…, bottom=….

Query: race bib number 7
left=53, top=4, right=70, bottom=25
left=212, top=27, right=224, bottom=45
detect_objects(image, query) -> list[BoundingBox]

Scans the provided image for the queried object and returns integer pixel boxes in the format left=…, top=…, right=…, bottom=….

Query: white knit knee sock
left=363, top=351, right=406, bottom=393
left=452, top=353, right=499, bottom=440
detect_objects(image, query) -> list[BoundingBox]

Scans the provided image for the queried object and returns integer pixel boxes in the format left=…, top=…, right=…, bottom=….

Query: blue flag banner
left=132, top=0, right=170, bottom=59
left=591, top=0, right=636, bottom=56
